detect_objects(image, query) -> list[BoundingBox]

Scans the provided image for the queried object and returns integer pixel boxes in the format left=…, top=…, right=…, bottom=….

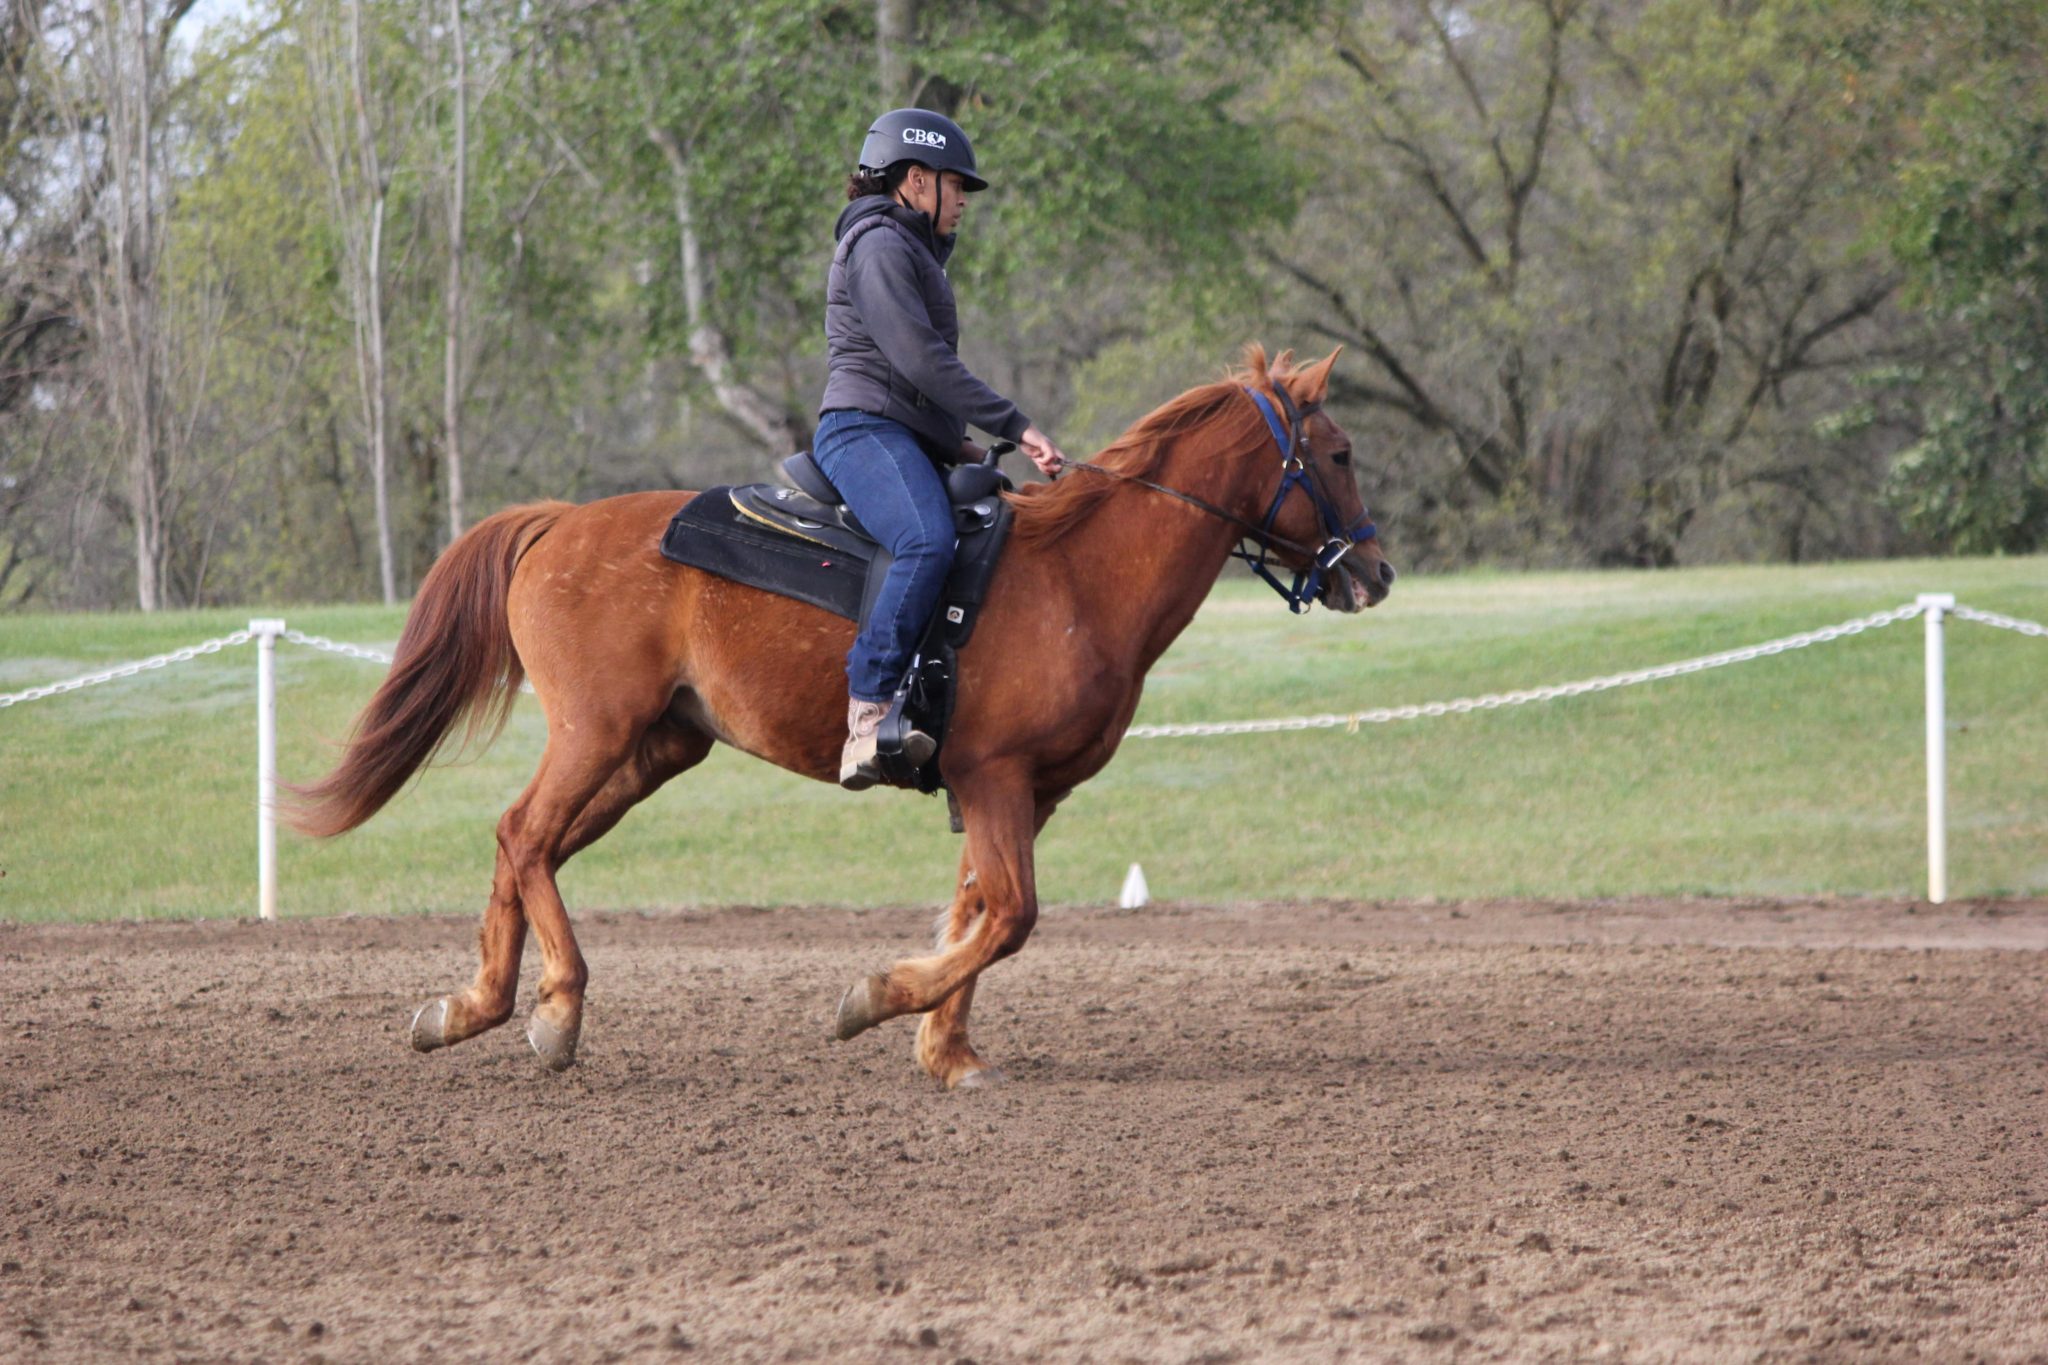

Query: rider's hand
left=1020, top=425, right=1067, bottom=477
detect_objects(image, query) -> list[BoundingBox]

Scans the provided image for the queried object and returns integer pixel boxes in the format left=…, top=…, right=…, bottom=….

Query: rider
left=817, top=107, right=1067, bottom=790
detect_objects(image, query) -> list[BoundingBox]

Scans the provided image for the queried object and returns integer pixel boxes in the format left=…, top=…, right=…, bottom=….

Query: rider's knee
left=894, top=521, right=954, bottom=566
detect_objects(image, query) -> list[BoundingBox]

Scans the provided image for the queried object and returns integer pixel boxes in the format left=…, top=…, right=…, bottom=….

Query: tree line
left=2, top=0, right=2042, bottom=611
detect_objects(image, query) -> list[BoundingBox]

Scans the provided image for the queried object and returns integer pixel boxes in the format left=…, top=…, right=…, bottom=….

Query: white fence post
left=1918, top=594, right=1954, bottom=905
left=251, top=618, right=286, bottom=922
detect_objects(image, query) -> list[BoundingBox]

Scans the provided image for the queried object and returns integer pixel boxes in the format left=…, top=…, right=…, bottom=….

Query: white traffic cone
left=1119, top=862, right=1150, bottom=909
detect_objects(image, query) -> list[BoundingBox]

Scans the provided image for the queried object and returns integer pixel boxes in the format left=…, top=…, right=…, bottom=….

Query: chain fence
left=1125, top=601, right=2037, bottom=739
left=0, top=627, right=391, bottom=710
left=279, top=629, right=394, bottom=665
left=2, top=599, right=2043, bottom=722
left=0, top=630, right=255, bottom=709
left=1124, top=604, right=1922, bottom=738
left=1951, top=605, right=2048, bottom=640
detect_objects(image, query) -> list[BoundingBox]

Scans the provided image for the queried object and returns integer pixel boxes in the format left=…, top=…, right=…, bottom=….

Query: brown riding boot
left=840, top=698, right=890, bottom=791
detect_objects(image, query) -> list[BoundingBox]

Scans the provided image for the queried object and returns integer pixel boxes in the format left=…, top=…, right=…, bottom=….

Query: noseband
left=1062, top=383, right=1378, bottom=614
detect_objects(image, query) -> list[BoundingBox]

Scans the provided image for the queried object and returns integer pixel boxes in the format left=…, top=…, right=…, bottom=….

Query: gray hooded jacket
left=818, top=195, right=1030, bottom=456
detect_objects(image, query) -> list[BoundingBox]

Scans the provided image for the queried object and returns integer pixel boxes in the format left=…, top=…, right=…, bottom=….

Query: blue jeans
left=813, top=409, right=957, bottom=702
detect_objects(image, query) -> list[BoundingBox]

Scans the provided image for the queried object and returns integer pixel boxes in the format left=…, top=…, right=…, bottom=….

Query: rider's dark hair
left=846, top=161, right=917, bottom=202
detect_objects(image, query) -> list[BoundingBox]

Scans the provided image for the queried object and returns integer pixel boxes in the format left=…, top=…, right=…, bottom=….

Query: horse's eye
left=1331, top=447, right=1352, bottom=468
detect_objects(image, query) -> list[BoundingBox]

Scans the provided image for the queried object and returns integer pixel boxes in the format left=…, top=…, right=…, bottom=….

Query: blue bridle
left=1235, top=384, right=1378, bottom=614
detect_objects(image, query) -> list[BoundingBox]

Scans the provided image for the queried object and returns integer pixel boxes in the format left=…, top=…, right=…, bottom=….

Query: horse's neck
left=1062, top=435, right=1260, bottom=673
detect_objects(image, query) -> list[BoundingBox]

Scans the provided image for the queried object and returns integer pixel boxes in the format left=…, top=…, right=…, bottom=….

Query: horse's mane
left=1007, top=343, right=1304, bottom=547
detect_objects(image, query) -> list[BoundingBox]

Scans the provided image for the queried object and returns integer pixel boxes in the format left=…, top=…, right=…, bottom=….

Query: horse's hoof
left=410, top=998, right=452, bottom=1053
left=527, top=1011, right=579, bottom=1072
left=953, top=1066, right=1006, bottom=1091
left=833, top=973, right=890, bottom=1041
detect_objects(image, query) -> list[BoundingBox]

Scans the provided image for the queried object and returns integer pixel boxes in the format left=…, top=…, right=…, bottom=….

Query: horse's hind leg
left=499, top=717, right=650, bottom=1070
left=410, top=723, right=713, bottom=1059
left=517, top=720, right=723, bottom=1070
left=410, top=845, right=527, bottom=1052
left=554, top=722, right=714, bottom=861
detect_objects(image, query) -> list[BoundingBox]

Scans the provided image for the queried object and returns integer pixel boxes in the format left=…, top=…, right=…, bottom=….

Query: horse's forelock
left=1239, top=341, right=1271, bottom=383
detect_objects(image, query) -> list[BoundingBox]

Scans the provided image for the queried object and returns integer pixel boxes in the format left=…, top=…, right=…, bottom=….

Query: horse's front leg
left=834, top=769, right=1038, bottom=1065
left=914, top=859, right=994, bottom=1088
left=912, top=788, right=1067, bottom=1088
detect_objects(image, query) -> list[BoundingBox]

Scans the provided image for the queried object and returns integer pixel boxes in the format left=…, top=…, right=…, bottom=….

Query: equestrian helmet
left=858, top=108, right=987, bottom=192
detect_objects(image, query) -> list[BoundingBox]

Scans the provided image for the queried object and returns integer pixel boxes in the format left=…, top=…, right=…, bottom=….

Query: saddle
left=658, top=446, right=1016, bottom=800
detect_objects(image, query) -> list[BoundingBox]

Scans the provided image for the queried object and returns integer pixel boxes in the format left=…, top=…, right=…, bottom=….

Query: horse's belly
left=671, top=573, right=858, bottom=783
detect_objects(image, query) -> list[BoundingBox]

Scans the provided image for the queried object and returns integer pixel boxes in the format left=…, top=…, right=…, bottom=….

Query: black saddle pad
left=658, top=482, right=1014, bottom=803
left=658, top=483, right=1011, bottom=649
left=658, top=487, right=877, bottom=621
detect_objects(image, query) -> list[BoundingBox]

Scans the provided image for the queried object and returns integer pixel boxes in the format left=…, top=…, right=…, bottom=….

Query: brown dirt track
left=4, top=898, right=2047, bottom=1364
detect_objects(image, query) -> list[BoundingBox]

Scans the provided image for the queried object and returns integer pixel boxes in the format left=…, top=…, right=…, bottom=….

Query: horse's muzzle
left=1321, top=550, right=1395, bottom=612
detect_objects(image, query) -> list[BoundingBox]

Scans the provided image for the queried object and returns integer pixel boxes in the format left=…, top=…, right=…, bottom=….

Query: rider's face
left=903, top=168, right=967, bottom=236
left=936, top=171, right=966, bottom=235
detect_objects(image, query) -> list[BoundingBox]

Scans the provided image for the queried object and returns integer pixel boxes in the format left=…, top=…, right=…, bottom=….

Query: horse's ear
left=1240, top=342, right=1271, bottom=380
left=1297, top=346, right=1343, bottom=403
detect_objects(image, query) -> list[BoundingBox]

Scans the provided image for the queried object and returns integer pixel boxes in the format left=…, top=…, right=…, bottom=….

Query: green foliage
left=915, top=1, right=1303, bottom=300
left=1878, top=13, right=2048, bottom=552
left=551, top=0, right=1303, bottom=378
left=1256, top=0, right=1911, bottom=570
left=16, top=0, right=2048, bottom=609
left=548, top=0, right=851, bottom=366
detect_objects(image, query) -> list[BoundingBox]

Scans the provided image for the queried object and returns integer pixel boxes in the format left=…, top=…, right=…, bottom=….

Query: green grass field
left=3, top=556, right=2044, bottom=922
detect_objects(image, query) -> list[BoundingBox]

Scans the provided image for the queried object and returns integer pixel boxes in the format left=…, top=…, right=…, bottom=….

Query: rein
left=1059, top=461, right=1317, bottom=554
left=1059, top=384, right=1378, bottom=613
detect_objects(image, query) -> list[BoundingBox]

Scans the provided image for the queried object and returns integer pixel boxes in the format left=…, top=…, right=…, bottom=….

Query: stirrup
left=876, top=687, right=936, bottom=768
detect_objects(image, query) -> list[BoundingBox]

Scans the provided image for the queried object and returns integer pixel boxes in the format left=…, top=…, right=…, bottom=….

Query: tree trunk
left=877, top=0, right=917, bottom=106
left=443, top=0, right=467, bottom=542
left=348, top=0, right=396, bottom=603
left=95, top=0, right=168, bottom=610
left=646, top=125, right=808, bottom=455
left=365, top=193, right=394, bottom=602
left=127, top=0, right=164, bottom=610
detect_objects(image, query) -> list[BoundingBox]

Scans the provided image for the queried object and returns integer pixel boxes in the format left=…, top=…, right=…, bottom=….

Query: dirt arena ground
left=4, top=897, right=2047, bottom=1363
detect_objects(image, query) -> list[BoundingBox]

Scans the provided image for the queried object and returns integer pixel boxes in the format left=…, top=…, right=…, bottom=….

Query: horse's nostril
left=1378, top=561, right=1398, bottom=588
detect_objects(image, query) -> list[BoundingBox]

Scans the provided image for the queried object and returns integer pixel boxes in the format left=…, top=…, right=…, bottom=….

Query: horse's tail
left=284, top=501, right=572, bottom=839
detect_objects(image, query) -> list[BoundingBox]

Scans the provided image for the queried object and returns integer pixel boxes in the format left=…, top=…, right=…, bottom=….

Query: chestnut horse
left=288, top=346, right=1393, bottom=1087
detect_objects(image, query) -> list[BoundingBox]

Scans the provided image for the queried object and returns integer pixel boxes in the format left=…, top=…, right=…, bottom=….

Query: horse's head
left=1243, top=347, right=1396, bottom=612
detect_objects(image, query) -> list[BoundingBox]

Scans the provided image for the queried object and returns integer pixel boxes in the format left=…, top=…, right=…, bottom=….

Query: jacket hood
left=834, top=194, right=956, bottom=266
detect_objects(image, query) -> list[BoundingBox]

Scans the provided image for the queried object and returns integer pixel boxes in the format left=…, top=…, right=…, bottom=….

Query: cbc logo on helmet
left=902, top=128, right=948, bottom=149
